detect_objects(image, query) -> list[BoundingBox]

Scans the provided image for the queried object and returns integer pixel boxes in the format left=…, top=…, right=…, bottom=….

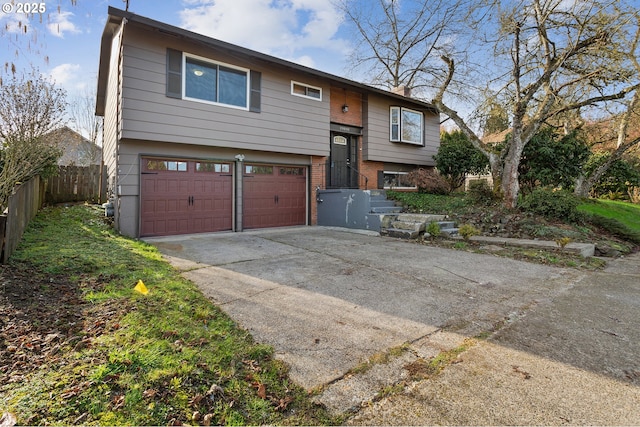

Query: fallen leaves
left=512, top=365, right=532, bottom=380
left=0, top=266, right=129, bottom=385
left=255, top=382, right=267, bottom=399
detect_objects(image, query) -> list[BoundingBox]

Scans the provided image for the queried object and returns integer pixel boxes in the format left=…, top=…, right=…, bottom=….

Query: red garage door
left=243, top=164, right=307, bottom=229
left=140, top=158, right=233, bottom=237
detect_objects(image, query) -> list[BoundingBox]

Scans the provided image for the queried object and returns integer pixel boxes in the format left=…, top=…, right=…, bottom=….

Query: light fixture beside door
left=341, top=88, right=349, bottom=113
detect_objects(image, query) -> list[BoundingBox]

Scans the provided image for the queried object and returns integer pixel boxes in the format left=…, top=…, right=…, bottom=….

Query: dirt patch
left=0, top=265, right=128, bottom=385
left=153, top=242, right=184, bottom=252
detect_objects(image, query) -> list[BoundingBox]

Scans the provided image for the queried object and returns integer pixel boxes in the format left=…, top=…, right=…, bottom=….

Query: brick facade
left=329, top=86, right=386, bottom=191
left=358, top=154, right=385, bottom=189
left=309, top=155, right=327, bottom=225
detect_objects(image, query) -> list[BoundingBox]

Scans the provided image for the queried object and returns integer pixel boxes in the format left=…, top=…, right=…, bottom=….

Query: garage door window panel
left=196, top=162, right=231, bottom=173
left=146, top=160, right=188, bottom=171
left=245, top=165, right=274, bottom=174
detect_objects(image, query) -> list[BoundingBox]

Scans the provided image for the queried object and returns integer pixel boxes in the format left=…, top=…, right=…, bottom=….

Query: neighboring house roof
left=483, top=120, right=640, bottom=154
left=482, top=128, right=511, bottom=145
left=96, top=6, right=438, bottom=117
left=46, top=126, right=102, bottom=166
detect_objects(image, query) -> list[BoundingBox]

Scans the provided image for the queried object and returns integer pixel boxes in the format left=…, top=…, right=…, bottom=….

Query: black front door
left=329, top=132, right=357, bottom=188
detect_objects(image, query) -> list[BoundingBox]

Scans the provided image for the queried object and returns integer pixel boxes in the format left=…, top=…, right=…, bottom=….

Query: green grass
left=1, top=205, right=336, bottom=426
left=387, top=191, right=471, bottom=215
left=579, top=199, right=640, bottom=232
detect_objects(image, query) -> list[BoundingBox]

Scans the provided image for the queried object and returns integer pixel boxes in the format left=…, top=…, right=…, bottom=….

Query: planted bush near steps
left=518, top=187, right=583, bottom=222
left=458, top=224, right=480, bottom=240
left=466, top=180, right=496, bottom=206
left=426, top=221, right=441, bottom=237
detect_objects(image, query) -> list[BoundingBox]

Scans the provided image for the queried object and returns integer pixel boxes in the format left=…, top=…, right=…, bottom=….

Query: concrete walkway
left=146, top=227, right=640, bottom=424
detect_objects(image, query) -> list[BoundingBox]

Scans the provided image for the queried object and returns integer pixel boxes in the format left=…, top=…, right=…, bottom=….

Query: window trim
left=182, top=52, right=251, bottom=110
left=291, top=81, right=322, bottom=101
left=389, top=106, right=424, bottom=146
left=382, top=171, right=417, bottom=190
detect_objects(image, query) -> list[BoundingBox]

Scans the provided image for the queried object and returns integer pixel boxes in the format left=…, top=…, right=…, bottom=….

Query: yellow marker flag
left=134, top=279, right=149, bottom=295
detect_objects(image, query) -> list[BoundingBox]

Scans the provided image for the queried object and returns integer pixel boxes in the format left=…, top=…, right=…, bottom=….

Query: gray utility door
left=329, top=132, right=358, bottom=188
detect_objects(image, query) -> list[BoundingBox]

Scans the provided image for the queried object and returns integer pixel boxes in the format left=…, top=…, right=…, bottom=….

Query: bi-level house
left=96, top=7, right=440, bottom=237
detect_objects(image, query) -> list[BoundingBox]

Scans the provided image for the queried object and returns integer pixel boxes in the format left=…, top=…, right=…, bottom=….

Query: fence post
left=1, top=176, right=43, bottom=263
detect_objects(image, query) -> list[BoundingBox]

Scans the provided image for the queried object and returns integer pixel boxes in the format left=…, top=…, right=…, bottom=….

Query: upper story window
left=167, top=49, right=261, bottom=112
left=184, top=54, right=249, bottom=109
left=390, top=106, right=424, bottom=145
left=291, top=81, right=322, bottom=101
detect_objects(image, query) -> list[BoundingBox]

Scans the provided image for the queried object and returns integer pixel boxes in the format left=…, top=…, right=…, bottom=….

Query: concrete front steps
left=317, top=189, right=403, bottom=232
left=369, top=190, right=402, bottom=214
left=364, top=190, right=403, bottom=231
left=380, top=213, right=458, bottom=239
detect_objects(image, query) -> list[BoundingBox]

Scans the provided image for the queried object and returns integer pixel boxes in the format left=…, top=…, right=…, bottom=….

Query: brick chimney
left=392, top=85, right=412, bottom=97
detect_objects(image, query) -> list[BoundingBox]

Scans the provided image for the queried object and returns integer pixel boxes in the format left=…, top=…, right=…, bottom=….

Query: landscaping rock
left=594, top=243, right=622, bottom=258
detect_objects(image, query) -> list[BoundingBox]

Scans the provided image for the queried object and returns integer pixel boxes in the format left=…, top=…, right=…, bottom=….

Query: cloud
left=179, top=0, right=349, bottom=66
left=47, top=11, right=81, bottom=38
left=291, top=55, right=316, bottom=69
left=47, top=63, right=88, bottom=93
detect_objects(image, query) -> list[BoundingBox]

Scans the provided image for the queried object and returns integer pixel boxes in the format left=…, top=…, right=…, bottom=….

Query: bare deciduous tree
left=0, top=70, right=67, bottom=210
left=574, top=15, right=640, bottom=198
left=338, top=0, right=474, bottom=91
left=68, top=90, right=103, bottom=165
left=344, top=0, right=640, bottom=208
left=434, top=1, right=640, bottom=207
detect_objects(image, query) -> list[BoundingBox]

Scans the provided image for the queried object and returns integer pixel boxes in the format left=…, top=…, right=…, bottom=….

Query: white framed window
left=390, top=106, right=424, bottom=145
left=291, top=81, right=322, bottom=101
left=183, top=53, right=250, bottom=109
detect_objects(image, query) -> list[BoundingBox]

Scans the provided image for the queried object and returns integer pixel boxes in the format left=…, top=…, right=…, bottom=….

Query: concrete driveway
left=146, top=227, right=640, bottom=424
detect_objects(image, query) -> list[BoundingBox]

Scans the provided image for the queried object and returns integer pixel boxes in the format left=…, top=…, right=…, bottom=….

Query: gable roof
left=96, top=6, right=437, bottom=116
left=45, top=126, right=102, bottom=166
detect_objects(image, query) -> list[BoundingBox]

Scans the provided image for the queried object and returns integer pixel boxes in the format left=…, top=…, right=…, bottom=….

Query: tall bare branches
left=68, top=92, right=103, bottom=165
left=429, top=0, right=640, bottom=207
left=1, top=1, right=78, bottom=70
left=0, top=70, right=66, bottom=209
left=339, top=0, right=473, bottom=92
left=343, top=0, right=639, bottom=207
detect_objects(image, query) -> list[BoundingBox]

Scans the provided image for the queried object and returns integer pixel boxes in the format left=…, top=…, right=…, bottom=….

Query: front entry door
left=329, top=132, right=357, bottom=188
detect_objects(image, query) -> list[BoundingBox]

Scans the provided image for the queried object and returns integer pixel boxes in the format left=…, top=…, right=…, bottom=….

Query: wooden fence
left=0, top=176, right=45, bottom=263
left=45, top=164, right=106, bottom=204
left=0, top=166, right=106, bottom=263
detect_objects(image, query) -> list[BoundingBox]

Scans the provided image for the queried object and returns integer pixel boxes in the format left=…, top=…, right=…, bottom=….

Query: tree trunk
left=500, top=135, right=526, bottom=208
left=573, top=153, right=618, bottom=198
left=501, top=156, right=521, bottom=209
left=488, top=152, right=503, bottom=196
left=573, top=174, right=593, bottom=198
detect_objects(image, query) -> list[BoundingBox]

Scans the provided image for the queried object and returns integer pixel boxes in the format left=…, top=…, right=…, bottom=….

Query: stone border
left=460, top=235, right=595, bottom=258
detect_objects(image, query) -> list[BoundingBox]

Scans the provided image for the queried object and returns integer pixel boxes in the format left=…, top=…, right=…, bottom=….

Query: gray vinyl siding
left=119, top=26, right=329, bottom=156
left=364, top=94, right=439, bottom=166
left=103, top=25, right=124, bottom=195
